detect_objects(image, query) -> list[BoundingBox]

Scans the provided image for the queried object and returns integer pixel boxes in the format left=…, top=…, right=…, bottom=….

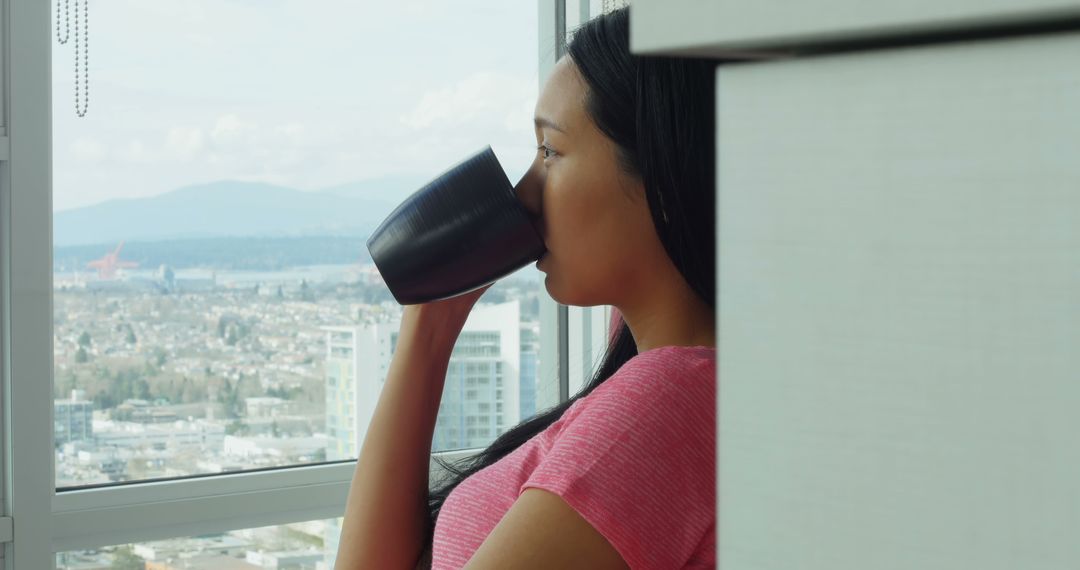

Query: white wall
left=715, top=29, right=1080, bottom=570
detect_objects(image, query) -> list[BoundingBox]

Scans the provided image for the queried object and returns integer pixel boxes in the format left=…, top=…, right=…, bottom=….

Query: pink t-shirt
left=432, top=345, right=716, bottom=569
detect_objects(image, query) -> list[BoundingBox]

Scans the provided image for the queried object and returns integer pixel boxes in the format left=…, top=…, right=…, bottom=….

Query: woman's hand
left=401, top=283, right=495, bottom=346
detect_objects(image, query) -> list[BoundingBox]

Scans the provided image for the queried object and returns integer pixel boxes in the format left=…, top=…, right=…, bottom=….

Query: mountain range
left=54, top=176, right=431, bottom=247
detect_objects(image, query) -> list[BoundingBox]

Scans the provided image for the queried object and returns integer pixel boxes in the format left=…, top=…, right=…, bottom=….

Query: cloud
left=118, top=139, right=152, bottom=164
left=276, top=123, right=305, bottom=137
left=116, top=0, right=208, bottom=24
left=210, top=114, right=254, bottom=146
left=399, top=72, right=537, bottom=133
left=71, top=138, right=108, bottom=162
left=504, top=96, right=538, bottom=137
left=165, top=127, right=206, bottom=161
left=185, top=33, right=216, bottom=48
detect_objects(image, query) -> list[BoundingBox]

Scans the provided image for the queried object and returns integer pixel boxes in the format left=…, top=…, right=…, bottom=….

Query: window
left=57, top=517, right=342, bottom=569
left=50, top=0, right=543, bottom=486
left=5, top=1, right=583, bottom=567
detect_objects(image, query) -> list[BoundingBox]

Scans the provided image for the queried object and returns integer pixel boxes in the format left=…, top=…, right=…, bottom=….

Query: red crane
left=87, top=241, right=139, bottom=280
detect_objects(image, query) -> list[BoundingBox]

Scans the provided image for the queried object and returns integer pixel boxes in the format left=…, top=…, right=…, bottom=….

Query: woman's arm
left=334, top=286, right=489, bottom=569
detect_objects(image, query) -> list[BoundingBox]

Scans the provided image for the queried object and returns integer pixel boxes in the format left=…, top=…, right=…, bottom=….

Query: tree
left=109, top=546, right=145, bottom=570
left=136, top=379, right=152, bottom=401
left=75, top=346, right=89, bottom=363
left=236, top=372, right=263, bottom=400
left=218, top=378, right=241, bottom=418
left=125, top=325, right=137, bottom=345
left=225, top=420, right=248, bottom=436
left=93, top=390, right=116, bottom=411
left=56, top=369, right=78, bottom=398
left=78, top=331, right=92, bottom=347
left=266, top=385, right=291, bottom=399
left=300, top=279, right=315, bottom=302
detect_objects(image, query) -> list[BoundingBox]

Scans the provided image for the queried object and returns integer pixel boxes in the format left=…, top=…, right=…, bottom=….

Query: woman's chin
left=540, top=275, right=560, bottom=303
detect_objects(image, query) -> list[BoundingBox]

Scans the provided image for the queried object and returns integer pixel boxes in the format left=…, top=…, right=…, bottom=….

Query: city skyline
left=53, top=267, right=545, bottom=487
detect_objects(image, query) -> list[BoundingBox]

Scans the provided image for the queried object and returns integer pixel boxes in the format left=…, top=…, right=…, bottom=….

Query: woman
left=334, top=7, right=716, bottom=569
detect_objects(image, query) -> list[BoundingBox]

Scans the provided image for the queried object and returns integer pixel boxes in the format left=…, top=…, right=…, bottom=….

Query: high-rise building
left=323, top=301, right=526, bottom=460
left=321, top=316, right=394, bottom=570
left=54, top=390, right=93, bottom=446
left=323, top=319, right=395, bottom=462
left=321, top=300, right=525, bottom=567
left=519, top=322, right=540, bottom=420
left=433, top=300, right=522, bottom=452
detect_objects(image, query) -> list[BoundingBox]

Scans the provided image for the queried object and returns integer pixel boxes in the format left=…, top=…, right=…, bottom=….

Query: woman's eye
left=537, top=143, right=556, bottom=160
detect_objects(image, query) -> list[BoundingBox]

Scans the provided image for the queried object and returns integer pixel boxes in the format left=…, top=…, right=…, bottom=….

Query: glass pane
left=52, top=2, right=541, bottom=487
left=57, top=518, right=341, bottom=569
left=567, top=305, right=614, bottom=396
left=327, top=289, right=544, bottom=460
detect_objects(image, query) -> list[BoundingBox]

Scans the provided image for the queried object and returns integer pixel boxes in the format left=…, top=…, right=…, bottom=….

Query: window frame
left=2, top=1, right=590, bottom=567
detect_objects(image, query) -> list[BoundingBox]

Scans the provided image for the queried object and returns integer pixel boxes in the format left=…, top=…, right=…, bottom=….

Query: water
left=54, top=262, right=542, bottom=288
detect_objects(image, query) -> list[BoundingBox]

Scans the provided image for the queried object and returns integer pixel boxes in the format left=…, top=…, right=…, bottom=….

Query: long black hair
left=414, top=7, right=716, bottom=566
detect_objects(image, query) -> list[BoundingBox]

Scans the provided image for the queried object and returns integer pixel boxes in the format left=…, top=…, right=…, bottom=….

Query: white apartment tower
left=322, top=300, right=523, bottom=569
left=323, top=300, right=523, bottom=460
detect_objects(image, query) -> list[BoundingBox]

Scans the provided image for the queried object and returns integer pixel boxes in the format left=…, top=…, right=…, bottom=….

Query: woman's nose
left=513, top=164, right=544, bottom=225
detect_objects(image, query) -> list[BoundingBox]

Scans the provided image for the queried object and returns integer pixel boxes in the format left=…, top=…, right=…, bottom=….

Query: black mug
left=366, top=146, right=546, bottom=305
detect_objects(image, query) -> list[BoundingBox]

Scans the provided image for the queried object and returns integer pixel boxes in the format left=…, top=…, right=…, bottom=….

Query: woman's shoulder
left=611, top=344, right=715, bottom=388
left=574, top=344, right=715, bottom=418
left=547, top=344, right=715, bottom=436
left=632, top=344, right=715, bottom=368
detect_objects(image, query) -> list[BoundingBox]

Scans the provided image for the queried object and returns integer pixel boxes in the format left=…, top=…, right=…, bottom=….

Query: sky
left=51, top=0, right=544, bottom=212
